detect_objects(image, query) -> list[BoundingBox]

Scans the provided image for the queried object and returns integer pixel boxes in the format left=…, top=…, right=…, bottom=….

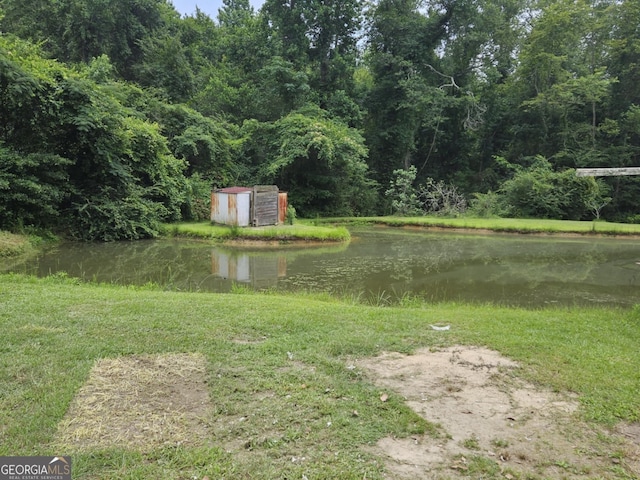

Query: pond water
left=4, top=226, right=640, bottom=308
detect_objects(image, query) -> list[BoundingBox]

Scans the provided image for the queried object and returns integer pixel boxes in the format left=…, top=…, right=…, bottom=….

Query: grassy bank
left=162, top=221, right=351, bottom=243
left=316, top=216, right=640, bottom=236
left=0, top=231, right=35, bottom=257
left=1, top=274, right=638, bottom=478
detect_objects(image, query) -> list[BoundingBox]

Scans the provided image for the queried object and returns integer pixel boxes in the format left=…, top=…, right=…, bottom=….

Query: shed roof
left=216, top=186, right=252, bottom=194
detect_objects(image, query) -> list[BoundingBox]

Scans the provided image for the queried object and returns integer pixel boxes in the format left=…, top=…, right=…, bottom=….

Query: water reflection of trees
left=6, top=230, right=640, bottom=307
left=281, top=229, right=640, bottom=306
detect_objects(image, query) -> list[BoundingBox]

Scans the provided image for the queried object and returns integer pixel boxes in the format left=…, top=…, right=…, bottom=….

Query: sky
left=170, top=0, right=265, bottom=20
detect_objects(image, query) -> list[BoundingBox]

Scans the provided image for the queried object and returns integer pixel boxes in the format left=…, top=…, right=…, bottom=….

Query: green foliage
left=3, top=0, right=640, bottom=228
left=0, top=35, right=188, bottom=240
left=85, top=54, right=116, bottom=83
left=256, top=106, right=377, bottom=217
left=385, top=166, right=421, bottom=216
left=0, top=145, right=72, bottom=230
left=69, top=188, right=164, bottom=241
left=468, top=191, right=509, bottom=218
left=134, top=34, right=195, bottom=102
left=182, top=173, right=212, bottom=221
left=253, top=56, right=311, bottom=121
left=0, top=0, right=168, bottom=79
left=285, top=204, right=297, bottom=225
left=497, top=156, right=603, bottom=220
left=146, top=102, right=239, bottom=186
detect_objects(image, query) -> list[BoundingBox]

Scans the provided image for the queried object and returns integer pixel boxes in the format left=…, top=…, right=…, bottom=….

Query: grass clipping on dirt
left=54, top=353, right=212, bottom=451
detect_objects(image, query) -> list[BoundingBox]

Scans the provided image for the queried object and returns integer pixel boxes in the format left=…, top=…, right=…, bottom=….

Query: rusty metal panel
left=211, top=189, right=251, bottom=226
left=211, top=191, right=227, bottom=224
left=210, top=191, right=218, bottom=223
left=278, top=192, right=288, bottom=224
left=228, top=193, right=238, bottom=226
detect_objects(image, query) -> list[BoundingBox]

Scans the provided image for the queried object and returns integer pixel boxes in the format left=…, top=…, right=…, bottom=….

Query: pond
left=4, top=226, right=640, bottom=308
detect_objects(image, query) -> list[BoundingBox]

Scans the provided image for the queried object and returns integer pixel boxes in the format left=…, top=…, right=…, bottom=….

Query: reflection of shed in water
left=211, top=250, right=287, bottom=288
left=211, top=185, right=288, bottom=227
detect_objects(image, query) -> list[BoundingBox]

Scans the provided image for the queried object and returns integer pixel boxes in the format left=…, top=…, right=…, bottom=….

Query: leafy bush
left=254, top=105, right=377, bottom=217
left=468, top=191, right=510, bottom=217
left=498, top=156, right=602, bottom=220
left=182, top=174, right=213, bottom=221
left=68, top=188, right=164, bottom=241
left=286, top=204, right=297, bottom=225
left=0, top=145, right=72, bottom=230
left=385, top=166, right=421, bottom=216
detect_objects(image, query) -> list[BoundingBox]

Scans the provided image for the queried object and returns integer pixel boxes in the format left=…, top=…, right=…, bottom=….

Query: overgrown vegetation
left=0, top=231, right=32, bottom=257
left=1, top=0, right=640, bottom=239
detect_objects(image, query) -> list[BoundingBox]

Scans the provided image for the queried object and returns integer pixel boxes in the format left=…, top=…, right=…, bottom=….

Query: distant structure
left=576, top=167, right=640, bottom=177
left=211, top=185, right=287, bottom=227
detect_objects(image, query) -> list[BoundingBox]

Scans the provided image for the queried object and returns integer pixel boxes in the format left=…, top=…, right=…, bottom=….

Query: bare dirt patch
left=358, top=346, right=639, bottom=479
left=55, top=353, right=212, bottom=451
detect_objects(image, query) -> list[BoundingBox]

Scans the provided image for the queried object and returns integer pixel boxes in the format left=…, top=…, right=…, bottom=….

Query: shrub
left=182, top=174, right=212, bottom=221
left=498, top=156, right=601, bottom=220
left=68, top=189, right=163, bottom=241
left=468, top=191, right=509, bottom=217
left=385, top=166, right=421, bottom=216
left=286, top=205, right=297, bottom=225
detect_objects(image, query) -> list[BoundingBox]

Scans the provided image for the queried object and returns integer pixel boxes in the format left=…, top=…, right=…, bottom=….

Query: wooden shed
left=211, top=186, right=287, bottom=227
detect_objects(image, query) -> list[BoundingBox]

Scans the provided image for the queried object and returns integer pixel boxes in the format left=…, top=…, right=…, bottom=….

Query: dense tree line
left=1, top=0, right=639, bottom=239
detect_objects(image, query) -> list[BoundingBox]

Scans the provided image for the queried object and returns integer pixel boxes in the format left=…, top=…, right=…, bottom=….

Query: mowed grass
left=1, top=274, right=639, bottom=478
left=318, top=216, right=640, bottom=236
left=162, top=221, right=351, bottom=242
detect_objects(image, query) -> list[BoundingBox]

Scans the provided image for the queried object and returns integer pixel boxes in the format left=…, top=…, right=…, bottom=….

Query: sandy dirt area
left=358, top=346, right=639, bottom=479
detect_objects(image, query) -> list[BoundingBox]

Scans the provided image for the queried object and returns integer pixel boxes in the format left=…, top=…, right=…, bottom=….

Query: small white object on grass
left=430, top=325, right=450, bottom=331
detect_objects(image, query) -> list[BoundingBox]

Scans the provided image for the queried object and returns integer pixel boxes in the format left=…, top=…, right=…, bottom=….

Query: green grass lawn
left=1, top=274, right=638, bottom=478
left=161, top=222, right=351, bottom=242
left=317, top=216, right=640, bottom=235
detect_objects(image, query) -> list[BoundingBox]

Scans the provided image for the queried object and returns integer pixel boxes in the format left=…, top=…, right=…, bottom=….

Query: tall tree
left=218, top=0, right=254, bottom=27
left=0, top=0, right=171, bottom=80
left=260, top=0, right=309, bottom=67
left=364, top=0, right=459, bottom=189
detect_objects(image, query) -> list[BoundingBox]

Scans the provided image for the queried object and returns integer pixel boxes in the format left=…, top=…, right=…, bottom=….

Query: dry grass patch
left=55, top=353, right=212, bottom=451
left=0, top=231, right=33, bottom=257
